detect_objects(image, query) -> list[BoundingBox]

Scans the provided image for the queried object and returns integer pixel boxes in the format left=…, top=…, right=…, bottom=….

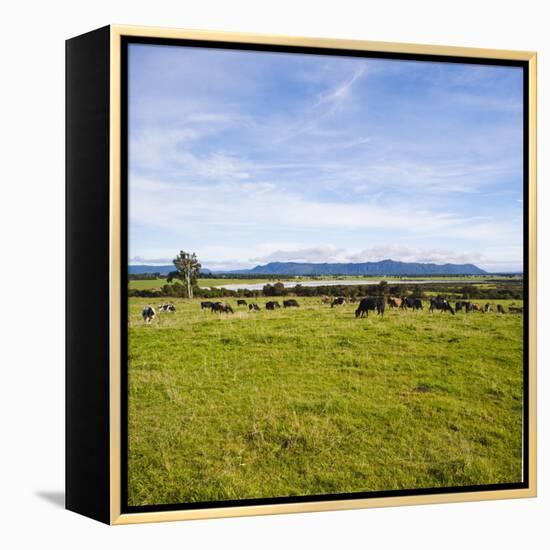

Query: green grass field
left=127, top=296, right=524, bottom=506
left=129, top=277, right=282, bottom=290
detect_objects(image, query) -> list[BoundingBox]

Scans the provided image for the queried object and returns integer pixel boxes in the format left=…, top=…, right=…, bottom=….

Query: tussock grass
left=128, top=297, right=523, bottom=506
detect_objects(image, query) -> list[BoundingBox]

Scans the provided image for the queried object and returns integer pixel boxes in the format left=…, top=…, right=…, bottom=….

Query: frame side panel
left=66, top=25, right=111, bottom=525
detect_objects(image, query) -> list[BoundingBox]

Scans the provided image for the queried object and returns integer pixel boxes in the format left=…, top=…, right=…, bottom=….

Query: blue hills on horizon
left=128, top=259, right=489, bottom=276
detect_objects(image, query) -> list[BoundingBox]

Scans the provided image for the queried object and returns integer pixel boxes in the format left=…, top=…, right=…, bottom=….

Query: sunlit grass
left=127, top=296, right=524, bottom=506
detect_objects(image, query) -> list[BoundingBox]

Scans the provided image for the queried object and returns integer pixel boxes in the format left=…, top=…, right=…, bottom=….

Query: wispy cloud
left=312, top=64, right=367, bottom=113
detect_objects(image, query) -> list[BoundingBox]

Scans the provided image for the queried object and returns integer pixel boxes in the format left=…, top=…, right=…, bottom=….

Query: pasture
left=129, top=277, right=283, bottom=290
left=127, top=274, right=517, bottom=291
left=127, top=296, right=524, bottom=507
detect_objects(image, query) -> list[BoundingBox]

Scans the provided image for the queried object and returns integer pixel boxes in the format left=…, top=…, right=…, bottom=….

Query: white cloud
left=129, top=174, right=522, bottom=271
left=129, top=175, right=476, bottom=234
left=131, top=244, right=521, bottom=273
left=130, top=256, right=173, bottom=265
left=252, top=246, right=348, bottom=263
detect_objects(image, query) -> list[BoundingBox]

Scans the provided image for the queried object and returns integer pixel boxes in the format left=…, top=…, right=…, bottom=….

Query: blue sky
left=128, top=43, right=524, bottom=272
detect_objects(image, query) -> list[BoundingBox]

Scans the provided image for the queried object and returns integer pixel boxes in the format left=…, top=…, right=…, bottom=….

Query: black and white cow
left=142, top=306, right=156, bottom=324
left=158, top=303, right=176, bottom=313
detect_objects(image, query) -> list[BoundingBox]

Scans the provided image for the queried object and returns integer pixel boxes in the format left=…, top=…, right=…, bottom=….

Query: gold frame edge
left=109, top=27, right=122, bottom=525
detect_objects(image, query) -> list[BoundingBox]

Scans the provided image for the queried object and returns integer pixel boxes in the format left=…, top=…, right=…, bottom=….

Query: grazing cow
left=331, top=297, right=346, bottom=308
left=484, top=303, right=492, bottom=313
left=355, top=297, right=385, bottom=318
left=201, top=301, right=214, bottom=310
left=265, top=301, right=281, bottom=310
left=401, top=297, right=423, bottom=310
left=320, top=295, right=331, bottom=304
left=497, top=304, right=506, bottom=314
left=471, top=303, right=484, bottom=313
left=387, top=297, right=402, bottom=309
left=509, top=306, right=523, bottom=314
left=158, top=302, right=176, bottom=313
left=248, top=303, right=261, bottom=311
left=455, top=301, right=465, bottom=312
left=211, top=302, right=234, bottom=314
left=142, top=306, right=156, bottom=324
left=283, top=299, right=300, bottom=308
left=429, top=296, right=455, bottom=315
left=237, top=299, right=248, bottom=306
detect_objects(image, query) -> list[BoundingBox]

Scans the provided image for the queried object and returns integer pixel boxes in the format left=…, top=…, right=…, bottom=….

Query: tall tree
left=167, top=251, right=202, bottom=299
left=378, top=280, right=389, bottom=297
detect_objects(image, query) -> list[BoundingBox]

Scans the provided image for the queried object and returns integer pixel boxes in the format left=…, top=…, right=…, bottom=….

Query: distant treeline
left=128, top=272, right=163, bottom=280
left=129, top=281, right=523, bottom=301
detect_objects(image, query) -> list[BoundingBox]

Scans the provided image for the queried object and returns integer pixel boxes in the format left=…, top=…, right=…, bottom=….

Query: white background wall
left=1, top=0, right=547, bottom=547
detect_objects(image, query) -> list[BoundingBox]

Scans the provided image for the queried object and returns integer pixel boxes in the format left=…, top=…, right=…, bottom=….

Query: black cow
left=401, top=297, right=423, bottom=310
left=201, top=301, right=214, bottom=310
left=237, top=299, right=248, bottom=306
left=331, top=297, right=346, bottom=308
left=211, top=302, right=234, bottom=314
left=265, top=301, right=281, bottom=310
left=456, top=301, right=474, bottom=313
left=497, top=304, right=506, bottom=314
left=484, top=303, right=492, bottom=313
left=429, top=296, right=455, bottom=315
left=283, top=299, right=300, bottom=308
left=355, top=297, right=385, bottom=318
left=248, top=303, right=261, bottom=311
left=142, top=306, right=156, bottom=324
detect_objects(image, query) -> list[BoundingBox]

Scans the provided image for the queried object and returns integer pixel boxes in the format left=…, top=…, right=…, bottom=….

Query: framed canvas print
left=66, top=25, right=537, bottom=525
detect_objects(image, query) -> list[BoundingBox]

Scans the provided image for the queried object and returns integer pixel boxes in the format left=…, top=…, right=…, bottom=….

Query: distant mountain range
left=129, top=260, right=487, bottom=276
left=227, top=260, right=487, bottom=276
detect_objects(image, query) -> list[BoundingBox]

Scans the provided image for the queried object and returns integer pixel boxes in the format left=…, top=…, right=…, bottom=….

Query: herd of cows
left=140, top=295, right=524, bottom=324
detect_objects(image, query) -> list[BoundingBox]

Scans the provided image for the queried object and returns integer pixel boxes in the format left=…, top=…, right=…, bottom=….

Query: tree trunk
left=186, top=272, right=192, bottom=299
